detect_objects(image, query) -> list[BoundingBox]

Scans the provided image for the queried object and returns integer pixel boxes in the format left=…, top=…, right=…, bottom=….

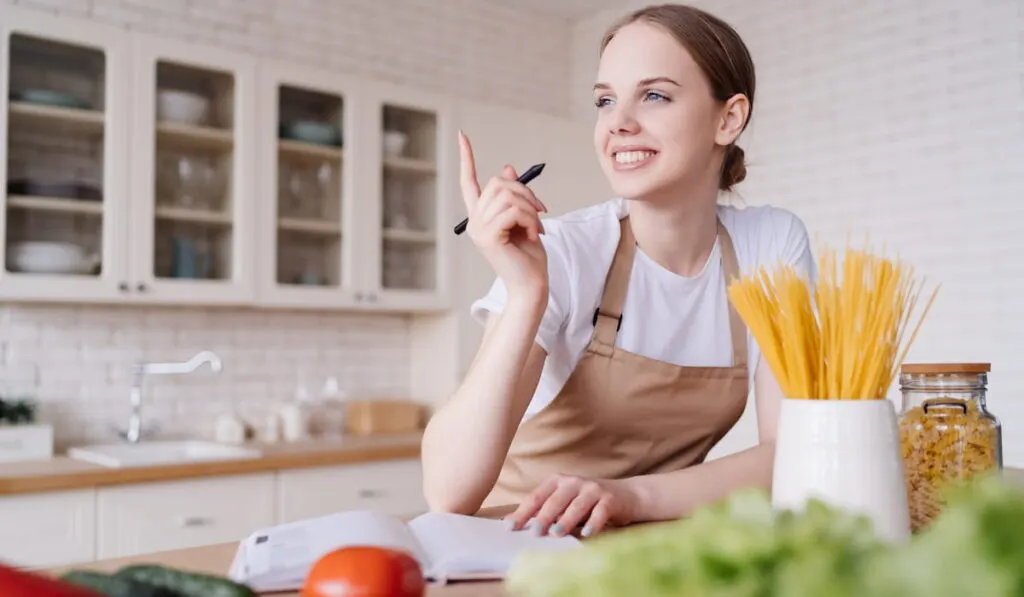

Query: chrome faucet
left=117, top=350, right=223, bottom=444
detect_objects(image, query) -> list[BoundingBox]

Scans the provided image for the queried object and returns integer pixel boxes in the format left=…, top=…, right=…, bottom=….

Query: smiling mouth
left=613, top=150, right=657, bottom=169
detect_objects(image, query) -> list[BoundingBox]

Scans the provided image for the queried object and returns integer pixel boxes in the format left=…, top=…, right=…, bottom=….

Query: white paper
left=228, top=509, right=428, bottom=593
left=228, top=509, right=581, bottom=592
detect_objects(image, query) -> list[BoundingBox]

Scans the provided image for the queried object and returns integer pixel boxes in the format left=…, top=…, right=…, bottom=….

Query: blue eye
left=595, top=97, right=613, bottom=108
left=644, top=91, right=669, bottom=102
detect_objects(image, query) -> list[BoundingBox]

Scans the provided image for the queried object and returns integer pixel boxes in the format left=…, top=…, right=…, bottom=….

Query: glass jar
left=897, top=363, right=1002, bottom=532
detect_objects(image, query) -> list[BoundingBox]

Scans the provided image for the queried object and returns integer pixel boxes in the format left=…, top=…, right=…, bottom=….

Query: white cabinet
left=95, top=473, right=275, bottom=559
left=276, top=459, right=428, bottom=523
left=0, top=7, right=131, bottom=303
left=126, top=32, right=258, bottom=306
left=0, top=4, right=454, bottom=313
left=3, top=460, right=428, bottom=568
left=0, top=489, right=96, bottom=568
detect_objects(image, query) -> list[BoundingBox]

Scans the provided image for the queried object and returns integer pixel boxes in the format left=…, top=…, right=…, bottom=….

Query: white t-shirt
left=470, top=198, right=816, bottom=421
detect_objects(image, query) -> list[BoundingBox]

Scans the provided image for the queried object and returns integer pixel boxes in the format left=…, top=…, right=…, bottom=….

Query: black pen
left=453, top=163, right=546, bottom=235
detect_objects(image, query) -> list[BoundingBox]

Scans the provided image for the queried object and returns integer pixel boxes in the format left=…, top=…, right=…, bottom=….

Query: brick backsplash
left=0, top=304, right=411, bottom=449
left=1, top=0, right=576, bottom=447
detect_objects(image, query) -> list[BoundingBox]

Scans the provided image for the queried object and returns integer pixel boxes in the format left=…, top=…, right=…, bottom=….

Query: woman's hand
left=503, top=474, right=641, bottom=538
left=459, top=131, right=549, bottom=298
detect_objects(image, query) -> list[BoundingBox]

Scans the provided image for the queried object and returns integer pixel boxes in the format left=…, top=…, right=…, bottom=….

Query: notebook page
left=408, top=512, right=580, bottom=580
left=229, top=509, right=430, bottom=593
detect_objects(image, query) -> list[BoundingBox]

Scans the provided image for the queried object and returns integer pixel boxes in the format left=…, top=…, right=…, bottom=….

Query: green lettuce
left=505, top=474, right=1024, bottom=597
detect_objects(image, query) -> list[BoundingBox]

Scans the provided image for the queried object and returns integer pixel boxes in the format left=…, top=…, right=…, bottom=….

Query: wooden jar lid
left=900, top=363, right=991, bottom=374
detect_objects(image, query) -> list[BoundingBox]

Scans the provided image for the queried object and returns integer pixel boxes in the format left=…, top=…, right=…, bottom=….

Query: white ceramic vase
left=771, top=397, right=911, bottom=544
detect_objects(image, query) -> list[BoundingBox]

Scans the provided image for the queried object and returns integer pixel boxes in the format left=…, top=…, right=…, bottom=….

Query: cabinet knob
left=136, top=283, right=148, bottom=292
left=118, top=282, right=129, bottom=292
left=355, top=292, right=364, bottom=302
left=358, top=488, right=384, bottom=499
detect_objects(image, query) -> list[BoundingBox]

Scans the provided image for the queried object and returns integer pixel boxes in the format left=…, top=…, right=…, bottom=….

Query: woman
left=421, top=3, right=815, bottom=537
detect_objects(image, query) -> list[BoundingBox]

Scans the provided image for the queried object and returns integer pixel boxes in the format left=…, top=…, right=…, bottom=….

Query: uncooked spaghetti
left=726, top=245, right=939, bottom=400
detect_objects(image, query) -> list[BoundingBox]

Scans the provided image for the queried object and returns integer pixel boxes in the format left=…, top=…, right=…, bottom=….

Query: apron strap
left=590, top=215, right=749, bottom=369
left=591, top=217, right=636, bottom=352
left=716, top=219, right=748, bottom=369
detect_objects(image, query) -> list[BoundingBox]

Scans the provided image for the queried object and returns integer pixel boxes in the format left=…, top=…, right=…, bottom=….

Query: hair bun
left=720, top=144, right=747, bottom=191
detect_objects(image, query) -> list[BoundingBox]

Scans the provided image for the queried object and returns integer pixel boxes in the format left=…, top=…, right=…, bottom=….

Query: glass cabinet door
left=256, top=61, right=356, bottom=309
left=375, top=96, right=452, bottom=310
left=0, top=8, right=129, bottom=302
left=128, top=35, right=255, bottom=305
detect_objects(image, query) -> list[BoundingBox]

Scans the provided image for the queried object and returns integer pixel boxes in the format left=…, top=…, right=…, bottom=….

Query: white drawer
left=276, top=459, right=427, bottom=523
left=96, top=473, right=275, bottom=559
left=0, top=489, right=96, bottom=569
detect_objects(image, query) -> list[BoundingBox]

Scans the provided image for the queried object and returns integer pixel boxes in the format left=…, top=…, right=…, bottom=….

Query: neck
left=627, top=183, right=720, bottom=277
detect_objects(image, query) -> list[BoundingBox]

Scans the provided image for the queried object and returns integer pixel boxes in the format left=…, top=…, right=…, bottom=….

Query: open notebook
left=227, top=509, right=581, bottom=592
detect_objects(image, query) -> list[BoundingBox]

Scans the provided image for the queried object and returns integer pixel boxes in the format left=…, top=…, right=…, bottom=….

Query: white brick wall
left=1, top=0, right=576, bottom=448
left=573, top=0, right=1024, bottom=465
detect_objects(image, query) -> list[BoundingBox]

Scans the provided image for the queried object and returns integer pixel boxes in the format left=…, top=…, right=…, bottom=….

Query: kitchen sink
left=67, top=440, right=263, bottom=468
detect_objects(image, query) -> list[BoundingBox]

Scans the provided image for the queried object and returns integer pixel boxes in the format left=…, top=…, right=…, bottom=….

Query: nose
left=606, top=104, right=640, bottom=136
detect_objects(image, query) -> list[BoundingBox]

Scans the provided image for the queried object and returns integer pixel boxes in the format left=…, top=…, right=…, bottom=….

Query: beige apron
left=483, top=215, right=750, bottom=508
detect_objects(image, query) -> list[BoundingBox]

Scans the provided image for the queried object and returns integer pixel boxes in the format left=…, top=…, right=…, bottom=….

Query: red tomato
left=0, top=562, right=103, bottom=597
left=302, top=546, right=426, bottom=597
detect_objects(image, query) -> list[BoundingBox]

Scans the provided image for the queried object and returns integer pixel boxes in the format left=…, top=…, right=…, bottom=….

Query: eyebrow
left=593, top=76, right=681, bottom=92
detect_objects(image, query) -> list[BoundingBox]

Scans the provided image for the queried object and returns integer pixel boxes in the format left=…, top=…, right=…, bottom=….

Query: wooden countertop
left=47, top=505, right=523, bottom=597
left=41, top=469, right=1024, bottom=596
left=0, top=432, right=423, bottom=496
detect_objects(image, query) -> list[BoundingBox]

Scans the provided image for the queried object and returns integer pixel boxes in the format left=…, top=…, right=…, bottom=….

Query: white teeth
left=614, top=151, right=655, bottom=164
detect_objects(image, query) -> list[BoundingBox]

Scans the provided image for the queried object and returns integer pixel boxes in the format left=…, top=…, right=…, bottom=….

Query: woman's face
left=593, top=21, right=734, bottom=201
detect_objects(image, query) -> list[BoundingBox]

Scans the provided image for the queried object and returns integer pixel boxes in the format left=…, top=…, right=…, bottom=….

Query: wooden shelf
left=382, top=228, right=434, bottom=244
left=383, top=156, right=435, bottom=174
left=155, top=206, right=232, bottom=225
left=8, top=101, right=104, bottom=134
left=278, top=217, right=342, bottom=235
left=157, top=121, right=233, bottom=151
left=278, top=139, right=343, bottom=161
left=6, top=195, right=103, bottom=215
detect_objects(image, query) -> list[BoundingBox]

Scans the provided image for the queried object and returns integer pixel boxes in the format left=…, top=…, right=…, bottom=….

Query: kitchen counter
left=46, top=505, right=522, bottom=597
left=41, top=469, right=1024, bottom=596
left=0, top=432, right=423, bottom=495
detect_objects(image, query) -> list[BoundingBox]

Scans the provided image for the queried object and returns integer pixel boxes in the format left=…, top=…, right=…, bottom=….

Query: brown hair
left=600, top=4, right=756, bottom=192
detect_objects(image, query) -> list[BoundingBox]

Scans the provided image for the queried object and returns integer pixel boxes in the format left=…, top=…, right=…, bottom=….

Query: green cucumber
left=114, top=564, right=255, bottom=597
left=60, top=570, right=182, bottom=597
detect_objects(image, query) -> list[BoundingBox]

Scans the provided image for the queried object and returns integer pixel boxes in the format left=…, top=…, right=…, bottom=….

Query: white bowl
left=382, top=130, right=409, bottom=157
left=157, top=89, right=209, bottom=125
left=7, top=241, right=93, bottom=274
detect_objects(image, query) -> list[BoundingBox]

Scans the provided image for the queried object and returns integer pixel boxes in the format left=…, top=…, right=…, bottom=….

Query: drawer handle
left=177, top=516, right=212, bottom=528
left=358, top=489, right=384, bottom=499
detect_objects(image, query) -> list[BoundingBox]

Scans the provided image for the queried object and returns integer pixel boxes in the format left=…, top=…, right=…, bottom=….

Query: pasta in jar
left=897, top=364, right=1002, bottom=532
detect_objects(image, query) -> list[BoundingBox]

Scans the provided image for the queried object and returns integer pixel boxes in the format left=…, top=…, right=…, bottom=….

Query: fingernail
left=581, top=525, right=594, bottom=537
left=503, top=518, right=516, bottom=531
left=549, top=524, right=563, bottom=536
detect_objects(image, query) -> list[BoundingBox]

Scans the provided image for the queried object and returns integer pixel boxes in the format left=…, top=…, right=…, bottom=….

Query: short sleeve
left=774, top=209, right=817, bottom=283
left=469, top=233, right=574, bottom=356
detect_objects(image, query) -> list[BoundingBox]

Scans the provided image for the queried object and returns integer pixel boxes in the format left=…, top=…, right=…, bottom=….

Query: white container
left=771, top=397, right=911, bottom=544
left=157, top=89, right=209, bottom=125
left=382, top=130, right=408, bottom=157
left=0, top=423, right=54, bottom=462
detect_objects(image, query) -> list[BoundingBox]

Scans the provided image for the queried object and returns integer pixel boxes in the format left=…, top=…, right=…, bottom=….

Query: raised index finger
left=458, top=130, right=482, bottom=213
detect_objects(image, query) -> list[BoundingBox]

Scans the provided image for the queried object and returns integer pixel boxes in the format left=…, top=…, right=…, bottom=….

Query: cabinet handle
left=358, top=488, right=384, bottom=499
left=177, top=516, right=212, bottom=527
left=118, top=282, right=129, bottom=292
left=136, top=283, right=148, bottom=292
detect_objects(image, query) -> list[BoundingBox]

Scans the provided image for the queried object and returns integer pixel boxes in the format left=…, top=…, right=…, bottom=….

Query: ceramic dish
left=10, top=89, right=91, bottom=110
left=280, top=120, right=342, bottom=146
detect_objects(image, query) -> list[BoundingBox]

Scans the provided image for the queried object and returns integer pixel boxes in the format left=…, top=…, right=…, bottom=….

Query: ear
left=715, top=93, right=750, bottom=147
